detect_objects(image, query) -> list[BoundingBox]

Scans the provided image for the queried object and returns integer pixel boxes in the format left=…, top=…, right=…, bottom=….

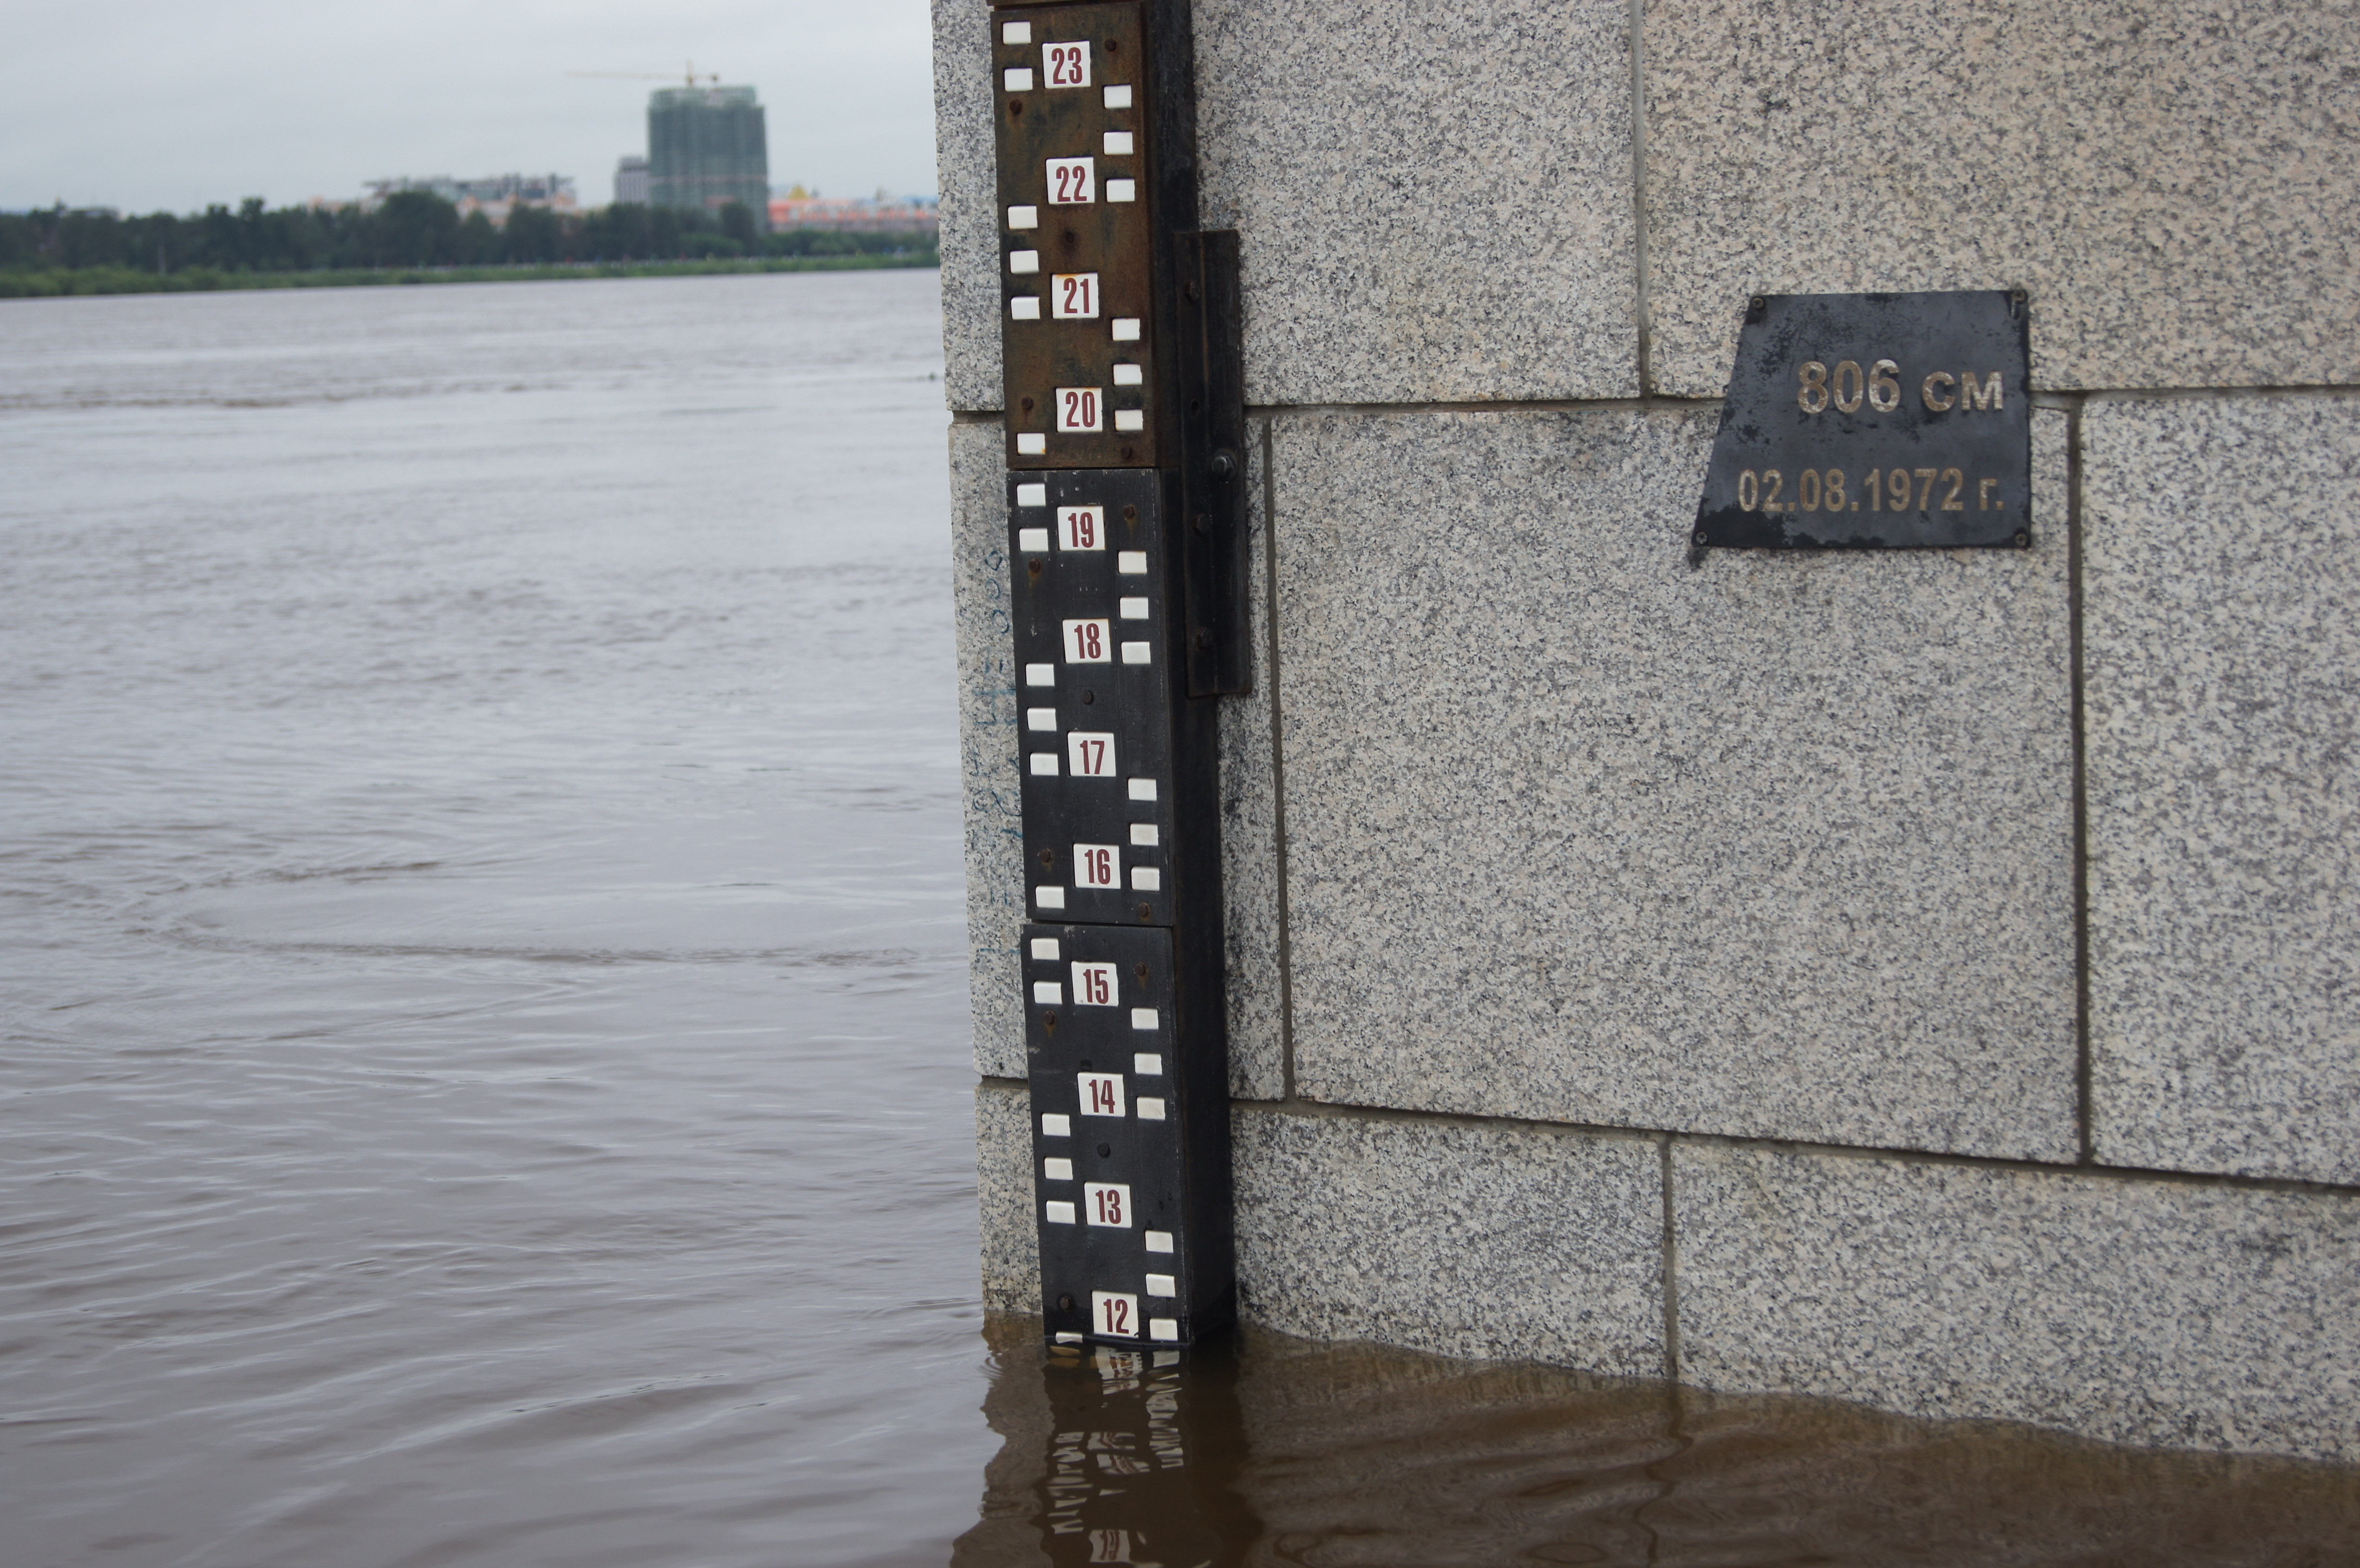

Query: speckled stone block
left=1195, top=0, right=1640, bottom=405
left=1273, top=407, right=2077, bottom=1159
left=1643, top=1, right=2360, bottom=396
left=950, top=419, right=1026, bottom=1078
left=931, top=0, right=1002, bottom=412
left=2083, top=397, right=2360, bottom=1186
left=976, top=1080, right=1039, bottom=1314
left=1220, top=421, right=1286, bottom=1100
left=1675, top=1142, right=2360, bottom=1462
left=1233, top=1110, right=1665, bottom=1374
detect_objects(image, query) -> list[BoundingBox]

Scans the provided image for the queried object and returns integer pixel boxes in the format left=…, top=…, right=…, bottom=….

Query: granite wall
left=937, top=0, right=2360, bottom=1463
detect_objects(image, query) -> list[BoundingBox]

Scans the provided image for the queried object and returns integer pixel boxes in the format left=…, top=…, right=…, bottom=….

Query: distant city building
left=362, top=174, right=577, bottom=226
left=647, top=85, right=769, bottom=228
left=614, top=156, right=650, bottom=207
left=768, top=191, right=939, bottom=236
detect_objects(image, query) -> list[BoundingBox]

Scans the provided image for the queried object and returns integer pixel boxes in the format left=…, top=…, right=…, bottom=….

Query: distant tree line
left=0, top=194, right=933, bottom=276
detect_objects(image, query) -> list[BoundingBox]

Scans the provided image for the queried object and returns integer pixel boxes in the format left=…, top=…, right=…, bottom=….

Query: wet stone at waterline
left=1693, top=290, right=2032, bottom=550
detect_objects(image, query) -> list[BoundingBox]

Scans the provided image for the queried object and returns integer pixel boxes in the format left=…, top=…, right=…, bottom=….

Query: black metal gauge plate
left=1008, top=468, right=1176, bottom=928
left=1693, top=290, right=2031, bottom=550
left=993, top=0, right=1157, bottom=470
left=1024, top=921, right=1195, bottom=1347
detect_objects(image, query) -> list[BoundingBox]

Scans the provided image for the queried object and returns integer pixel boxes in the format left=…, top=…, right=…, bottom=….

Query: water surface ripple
left=3, top=274, right=985, bottom=1568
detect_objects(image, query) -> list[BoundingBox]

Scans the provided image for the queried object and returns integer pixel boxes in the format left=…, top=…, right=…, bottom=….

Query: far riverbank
left=0, top=252, right=937, bottom=301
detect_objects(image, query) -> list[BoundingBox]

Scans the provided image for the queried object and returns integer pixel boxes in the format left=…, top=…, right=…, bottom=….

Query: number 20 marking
left=1057, top=387, right=1102, bottom=433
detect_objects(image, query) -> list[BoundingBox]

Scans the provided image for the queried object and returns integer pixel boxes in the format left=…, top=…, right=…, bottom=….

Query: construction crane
left=566, top=63, right=721, bottom=87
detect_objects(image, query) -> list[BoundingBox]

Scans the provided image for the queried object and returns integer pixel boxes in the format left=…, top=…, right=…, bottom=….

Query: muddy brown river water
left=2, top=273, right=2351, bottom=1566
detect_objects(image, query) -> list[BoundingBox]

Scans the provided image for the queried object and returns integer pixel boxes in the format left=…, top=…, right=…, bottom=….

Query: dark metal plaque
left=1693, top=290, right=2031, bottom=550
left=1025, top=922, right=1221, bottom=1347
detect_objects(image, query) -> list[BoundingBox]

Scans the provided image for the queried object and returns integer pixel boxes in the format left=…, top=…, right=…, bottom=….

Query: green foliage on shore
left=0, top=254, right=938, bottom=300
left=0, top=192, right=937, bottom=299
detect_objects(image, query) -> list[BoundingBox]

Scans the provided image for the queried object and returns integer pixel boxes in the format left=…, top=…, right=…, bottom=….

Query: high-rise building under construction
left=647, top=85, right=769, bottom=228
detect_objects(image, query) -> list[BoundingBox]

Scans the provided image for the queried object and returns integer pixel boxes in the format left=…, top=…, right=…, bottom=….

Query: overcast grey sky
left=0, top=0, right=937, bottom=214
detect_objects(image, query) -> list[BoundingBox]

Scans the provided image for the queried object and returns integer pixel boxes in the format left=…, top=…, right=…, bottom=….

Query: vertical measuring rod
left=990, top=0, right=1246, bottom=1349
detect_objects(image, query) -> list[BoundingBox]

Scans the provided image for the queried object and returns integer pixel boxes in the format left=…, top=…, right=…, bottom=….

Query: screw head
left=1692, top=528, right=1710, bottom=547
left=2015, top=530, right=2031, bottom=548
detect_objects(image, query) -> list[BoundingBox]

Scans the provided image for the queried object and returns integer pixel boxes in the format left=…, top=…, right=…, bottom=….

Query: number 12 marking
left=1091, top=1290, right=1140, bottom=1338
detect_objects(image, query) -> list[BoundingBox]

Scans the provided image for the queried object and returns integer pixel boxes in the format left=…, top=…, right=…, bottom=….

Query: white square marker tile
left=1034, top=885, right=1066, bottom=909
left=1112, top=363, right=1143, bottom=387
left=1119, top=597, right=1149, bottom=619
left=1041, top=1113, right=1070, bottom=1137
left=1129, top=823, right=1159, bottom=847
left=1133, top=1052, right=1162, bottom=1075
left=1032, top=980, right=1063, bottom=1004
left=1025, top=662, right=1055, bottom=686
left=1114, top=410, right=1144, bottom=432
left=1029, top=937, right=1062, bottom=961
left=1120, top=642, right=1150, bottom=664
left=1107, top=180, right=1137, bottom=203
left=1026, top=707, right=1057, bottom=732
left=1103, top=84, right=1132, bottom=109
left=1008, top=249, right=1040, bottom=274
left=1016, top=482, right=1048, bottom=507
left=1154, top=1350, right=1179, bottom=1367
left=1149, top=1318, right=1179, bottom=1342
left=1001, top=20, right=1032, bottom=44
left=1043, top=1156, right=1073, bottom=1180
left=1103, top=132, right=1134, bottom=156
left=1118, top=551, right=1147, bottom=574
left=1017, top=434, right=1046, bottom=455
left=1008, top=205, right=1038, bottom=229
left=1010, top=297, right=1041, bottom=320
left=1131, top=1007, right=1159, bottom=1030
left=1004, top=67, right=1034, bottom=91
left=1145, top=1273, right=1175, bottom=1297
left=1112, top=317, right=1142, bottom=340
left=1136, top=1096, right=1166, bottom=1120
left=1017, top=527, right=1049, bottom=551
left=1144, top=1230, right=1173, bottom=1253
left=1130, top=867, right=1161, bottom=892
left=1029, top=752, right=1059, bottom=776
left=1045, top=1200, right=1075, bottom=1224
left=1127, top=777, right=1156, bottom=801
